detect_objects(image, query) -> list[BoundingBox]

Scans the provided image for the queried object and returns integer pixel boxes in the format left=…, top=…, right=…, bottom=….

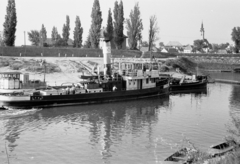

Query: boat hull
left=0, top=86, right=169, bottom=109
left=170, top=80, right=207, bottom=92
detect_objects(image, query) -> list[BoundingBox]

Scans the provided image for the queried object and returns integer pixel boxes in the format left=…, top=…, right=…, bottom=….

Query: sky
left=0, top=0, right=240, bottom=46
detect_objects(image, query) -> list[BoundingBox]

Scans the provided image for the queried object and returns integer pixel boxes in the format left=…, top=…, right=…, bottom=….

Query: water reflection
left=1, top=96, right=170, bottom=160
left=209, top=72, right=240, bottom=142
left=0, top=86, right=227, bottom=164
left=170, top=88, right=207, bottom=97
left=229, top=85, right=240, bottom=108
left=228, top=85, right=240, bottom=139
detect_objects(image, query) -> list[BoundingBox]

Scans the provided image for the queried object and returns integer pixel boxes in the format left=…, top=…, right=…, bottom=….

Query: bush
left=0, top=60, right=9, bottom=67
left=10, top=63, right=22, bottom=70
left=164, top=57, right=198, bottom=74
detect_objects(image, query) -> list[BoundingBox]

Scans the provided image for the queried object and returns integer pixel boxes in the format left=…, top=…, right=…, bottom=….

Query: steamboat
left=0, top=32, right=169, bottom=109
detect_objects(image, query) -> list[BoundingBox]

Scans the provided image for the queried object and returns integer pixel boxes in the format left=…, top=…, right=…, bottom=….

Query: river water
left=0, top=73, right=240, bottom=164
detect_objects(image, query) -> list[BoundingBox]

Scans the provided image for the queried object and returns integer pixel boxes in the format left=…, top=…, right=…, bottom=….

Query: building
left=183, top=45, right=193, bottom=53
left=166, top=41, right=182, bottom=48
left=160, top=48, right=168, bottom=53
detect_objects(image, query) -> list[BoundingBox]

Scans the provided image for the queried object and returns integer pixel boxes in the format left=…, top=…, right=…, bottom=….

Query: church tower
left=200, top=21, right=205, bottom=40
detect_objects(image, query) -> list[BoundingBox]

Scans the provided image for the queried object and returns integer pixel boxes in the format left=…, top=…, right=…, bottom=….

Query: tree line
left=1, top=0, right=160, bottom=51
left=4, top=0, right=239, bottom=53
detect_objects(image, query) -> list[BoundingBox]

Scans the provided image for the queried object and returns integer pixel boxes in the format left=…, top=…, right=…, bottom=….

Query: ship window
left=146, top=78, right=149, bottom=84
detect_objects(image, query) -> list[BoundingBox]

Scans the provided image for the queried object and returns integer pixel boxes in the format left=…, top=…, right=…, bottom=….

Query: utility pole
left=24, top=31, right=26, bottom=56
left=24, top=31, right=26, bottom=46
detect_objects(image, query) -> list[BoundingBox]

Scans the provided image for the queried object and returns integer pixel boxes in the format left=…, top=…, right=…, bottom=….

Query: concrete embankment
left=215, top=79, right=240, bottom=84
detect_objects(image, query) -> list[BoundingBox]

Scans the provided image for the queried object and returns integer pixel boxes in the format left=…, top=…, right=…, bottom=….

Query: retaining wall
left=0, top=46, right=142, bottom=58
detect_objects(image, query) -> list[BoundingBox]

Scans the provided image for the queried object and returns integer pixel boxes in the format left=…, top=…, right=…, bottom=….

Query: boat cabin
left=0, top=72, right=21, bottom=89
left=0, top=72, right=46, bottom=90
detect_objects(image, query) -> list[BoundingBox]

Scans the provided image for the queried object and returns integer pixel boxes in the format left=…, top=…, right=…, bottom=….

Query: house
left=160, top=48, right=168, bottom=53
left=183, top=45, right=193, bottom=53
left=166, top=41, right=182, bottom=48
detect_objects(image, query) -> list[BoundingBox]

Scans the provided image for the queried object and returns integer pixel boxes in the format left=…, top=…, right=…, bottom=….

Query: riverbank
left=0, top=57, right=104, bottom=86
left=0, top=56, right=199, bottom=86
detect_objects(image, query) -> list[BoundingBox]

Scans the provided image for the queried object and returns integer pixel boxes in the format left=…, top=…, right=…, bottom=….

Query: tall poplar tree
left=40, top=24, right=47, bottom=46
left=106, top=8, right=113, bottom=41
left=73, top=16, right=83, bottom=48
left=231, top=27, right=240, bottom=53
left=3, top=0, right=17, bottom=46
left=126, top=2, right=143, bottom=50
left=113, top=0, right=124, bottom=49
left=28, top=30, right=40, bottom=46
left=148, top=15, right=159, bottom=51
left=62, top=15, right=70, bottom=46
left=89, top=0, right=102, bottom=48
left=84, top=33, right=91, bottom=48
left=0, top=32, right=4, bottom=46
left=51, top=26, right=59, bottom=46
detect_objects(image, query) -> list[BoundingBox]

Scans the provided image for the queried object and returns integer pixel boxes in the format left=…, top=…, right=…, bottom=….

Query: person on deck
left=71, top=84, right=76, bottom=94
left=113, top=85, right=117, bottom=91
left=66, top=86, right=70, bottom=95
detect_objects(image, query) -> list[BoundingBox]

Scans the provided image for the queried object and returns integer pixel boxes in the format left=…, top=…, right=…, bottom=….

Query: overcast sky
left=0, top=0, right=239, bottom=46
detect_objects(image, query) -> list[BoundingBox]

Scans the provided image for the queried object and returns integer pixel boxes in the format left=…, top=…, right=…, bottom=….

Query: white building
left=183, top=45, right=193, bottom=53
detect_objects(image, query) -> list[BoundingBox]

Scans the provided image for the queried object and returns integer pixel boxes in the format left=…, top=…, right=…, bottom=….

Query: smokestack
left=102, top=41, right=111, bottom=76
left=101, top=28, right=112, bottom=77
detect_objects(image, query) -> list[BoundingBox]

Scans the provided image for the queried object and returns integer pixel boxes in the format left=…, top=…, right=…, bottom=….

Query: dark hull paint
left=0, top=87, right=169, bottom=109
left=170, top=80, right=207, bottom=92
left=233, top=68, right=240, bottom=73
